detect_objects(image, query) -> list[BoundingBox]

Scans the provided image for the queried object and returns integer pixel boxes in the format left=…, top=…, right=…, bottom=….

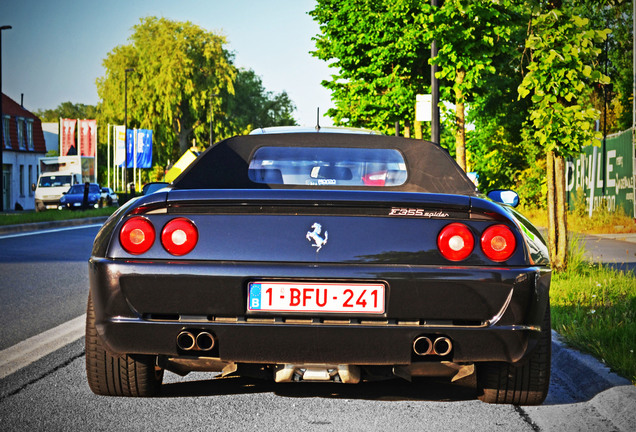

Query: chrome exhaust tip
left=176, top=331, right=196, bottom=351
left=413, top=336, right=433, bottom=356
left=433, top=337, right=452, bottom=356
left=195, top=331, right=215, bottom=351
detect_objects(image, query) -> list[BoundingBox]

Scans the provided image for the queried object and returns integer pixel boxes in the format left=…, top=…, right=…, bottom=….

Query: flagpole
left=107, top=124, right=110, bottom=189
left=94, top=123, right=98, bottom=184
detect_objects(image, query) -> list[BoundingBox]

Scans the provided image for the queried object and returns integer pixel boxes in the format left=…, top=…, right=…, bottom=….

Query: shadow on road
left=159, top=375, right=478, bottom=402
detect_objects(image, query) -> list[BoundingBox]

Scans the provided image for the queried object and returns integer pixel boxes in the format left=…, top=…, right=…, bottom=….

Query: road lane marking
left=0, top=224, right=103, bottom=240
left=0, top=314, right=86, bottom=379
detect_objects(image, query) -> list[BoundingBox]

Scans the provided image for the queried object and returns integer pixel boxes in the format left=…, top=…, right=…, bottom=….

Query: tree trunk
left=454, top=68, right=467, bottom=171
left=546, top=151, right=568, bottom=271
left=555, top=155, right=568, bottom=270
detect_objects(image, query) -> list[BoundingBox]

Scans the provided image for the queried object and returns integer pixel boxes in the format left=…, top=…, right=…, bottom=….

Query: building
left=41, top=122, right=59, bottom=154
left=2, top=93, right=47, bottom=210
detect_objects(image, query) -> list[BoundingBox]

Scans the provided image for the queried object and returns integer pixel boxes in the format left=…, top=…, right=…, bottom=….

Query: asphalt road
left=0, top=224, right=101, bottom=350
left=579, top=233, right=636, bottom=273
left=0, top=222, right=634, bottom=431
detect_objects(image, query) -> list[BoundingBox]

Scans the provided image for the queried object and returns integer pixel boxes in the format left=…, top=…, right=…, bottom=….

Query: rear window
left=248, top=147, right=407, bottom=187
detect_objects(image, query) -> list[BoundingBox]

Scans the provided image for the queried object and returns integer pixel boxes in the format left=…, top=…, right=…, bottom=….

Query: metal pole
left=124, top=68, right=133, bottom=194
left=431, top=0, right=440, bottom=144
left=0, top=25, right=12, bottom=212
left=209, top=93, right=218, bottom=147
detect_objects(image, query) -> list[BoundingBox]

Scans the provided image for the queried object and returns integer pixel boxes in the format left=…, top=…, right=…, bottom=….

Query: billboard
left=566, top=129, right=635, bottom=217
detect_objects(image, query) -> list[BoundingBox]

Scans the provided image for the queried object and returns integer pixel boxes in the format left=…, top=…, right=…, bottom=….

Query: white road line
left=0, top=224, right=103, bottom=240
left=0, top=314, right=86, bottom=379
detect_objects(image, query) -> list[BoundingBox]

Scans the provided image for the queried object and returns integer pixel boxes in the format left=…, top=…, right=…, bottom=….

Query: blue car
left=60, top=183, right=102, bottom=209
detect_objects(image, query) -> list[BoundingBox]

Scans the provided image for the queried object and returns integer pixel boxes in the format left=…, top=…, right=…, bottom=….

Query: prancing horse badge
left=306, top=223, right=328, bottom=252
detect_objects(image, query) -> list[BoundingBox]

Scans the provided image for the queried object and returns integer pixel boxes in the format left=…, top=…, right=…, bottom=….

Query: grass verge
left=519, top=206, right=636, bottom=234
left=550, top=235, right=636, bottom=383
left=0, top=207, right=116, bottom=226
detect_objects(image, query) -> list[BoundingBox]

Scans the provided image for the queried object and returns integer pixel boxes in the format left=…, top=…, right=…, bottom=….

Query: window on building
left=26, top=119, right=34, bottom=151
left=2, top=116, right=10, bottom=149
left=20, top=165, right=25, bottom=197
left=16, top=117, right=25, bottom=150
left=28, top=165, right=34, bottom=196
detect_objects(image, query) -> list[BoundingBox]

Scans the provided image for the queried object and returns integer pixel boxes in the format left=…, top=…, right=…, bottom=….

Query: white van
left=33, top=171, right=82, bottom=211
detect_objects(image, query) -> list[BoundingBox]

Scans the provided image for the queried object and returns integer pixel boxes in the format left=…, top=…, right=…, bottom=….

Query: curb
left=0, top=217, right=109, bottom=235
left=551, top=330, right=631, bottom=397
left=589, top=233, right=636, bottom=244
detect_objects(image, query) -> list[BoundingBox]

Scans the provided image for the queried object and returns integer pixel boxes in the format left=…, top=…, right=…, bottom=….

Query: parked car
left=59, top=183, right=102, bottom=210
left=86, top=128, right=551, bottom=404
left=100, top=187, right=119, bottom=207
left=141, top=182, right=170, bottom=195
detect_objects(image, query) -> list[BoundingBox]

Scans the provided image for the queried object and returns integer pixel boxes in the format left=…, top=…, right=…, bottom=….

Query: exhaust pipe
left=413, top=336, right=433, bottom=356
left=177, top=331, right=196, bottom=351
left=433, top=337, right=452, bottom=356
left=196, top=332, right=215, bottom=351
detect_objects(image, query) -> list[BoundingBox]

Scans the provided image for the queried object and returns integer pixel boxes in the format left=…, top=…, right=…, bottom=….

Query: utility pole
left=0, top=25, right=12, bottom=212
left=431, top=0, right=440, bottom=144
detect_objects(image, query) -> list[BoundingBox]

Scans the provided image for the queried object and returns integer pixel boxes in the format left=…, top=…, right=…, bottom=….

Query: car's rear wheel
left=477, top=306, right=551, bottom=405
left=85, top=294, right=163, bottom=396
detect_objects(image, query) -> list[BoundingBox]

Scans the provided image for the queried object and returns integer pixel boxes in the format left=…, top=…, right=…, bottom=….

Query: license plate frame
left=247, top=281, right=386, bottom=314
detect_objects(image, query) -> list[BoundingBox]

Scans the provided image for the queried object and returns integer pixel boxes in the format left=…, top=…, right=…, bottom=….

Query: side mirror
left=31, top=183, right=36, bottom=192
left=487, top=190, right=519, bottom=207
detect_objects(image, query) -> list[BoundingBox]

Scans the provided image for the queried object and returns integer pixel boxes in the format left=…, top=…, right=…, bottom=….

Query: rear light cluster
left=119, top=217, right=198, bottom=256
left=437, top=223, right=516, bottom=262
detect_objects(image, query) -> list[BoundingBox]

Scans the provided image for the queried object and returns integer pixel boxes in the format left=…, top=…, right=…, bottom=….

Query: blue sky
left=1, top=0, right=334, bottom=126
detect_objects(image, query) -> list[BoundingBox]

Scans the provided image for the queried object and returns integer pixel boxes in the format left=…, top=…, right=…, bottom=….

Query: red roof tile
left=2, top=93, right=46, bottom=153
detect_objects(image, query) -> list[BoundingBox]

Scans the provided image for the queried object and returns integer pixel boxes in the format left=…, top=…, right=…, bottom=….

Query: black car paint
left=90, top=188, right=549, bottom=366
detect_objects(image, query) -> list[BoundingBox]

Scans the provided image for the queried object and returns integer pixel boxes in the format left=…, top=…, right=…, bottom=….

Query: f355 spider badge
left=306, top=223, right=328, bottom=252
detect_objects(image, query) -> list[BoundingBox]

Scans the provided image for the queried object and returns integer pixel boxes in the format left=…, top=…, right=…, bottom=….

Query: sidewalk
left=0, top=216, right=109, bottom=235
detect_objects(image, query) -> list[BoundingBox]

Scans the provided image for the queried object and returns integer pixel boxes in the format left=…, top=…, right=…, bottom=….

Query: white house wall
left=3, top=150, right=40, bottom=211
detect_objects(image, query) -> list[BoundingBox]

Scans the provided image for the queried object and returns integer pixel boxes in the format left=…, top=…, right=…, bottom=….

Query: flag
left=114, top=125, right=126, bottom=166
left=60, top=119, right=77, bottom=156
left=135, top=129, right=153, bottom=168
left=126, top=129, right=135, bottom=168
left=79, top=119, right=97, bottom=156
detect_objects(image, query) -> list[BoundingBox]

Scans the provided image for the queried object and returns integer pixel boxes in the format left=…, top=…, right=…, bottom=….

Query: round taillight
left=481, top=224, right=516, bottom=262
left=437, top=223, right=474, bottom=261
left=161, top=218, right=198, bottom=256
left=120, top=217, right=155, bottom=255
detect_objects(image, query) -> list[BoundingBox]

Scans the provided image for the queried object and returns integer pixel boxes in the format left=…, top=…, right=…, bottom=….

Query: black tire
left=85, top=294, right=163, bottom=396
left=477, top=306, right=551, bottom=405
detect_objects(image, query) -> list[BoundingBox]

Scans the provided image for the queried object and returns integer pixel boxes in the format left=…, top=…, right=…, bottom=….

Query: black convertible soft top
left=172, top=133, right=478, bottom=195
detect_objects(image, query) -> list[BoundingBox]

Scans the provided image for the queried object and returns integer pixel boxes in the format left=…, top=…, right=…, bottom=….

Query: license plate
left=247, top=282, right=385, bottom=314
left=73, top=202, right=81, bottom=207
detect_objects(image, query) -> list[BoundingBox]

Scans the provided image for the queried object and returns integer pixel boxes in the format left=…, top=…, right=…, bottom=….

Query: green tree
left=310, top=0, right=430, bottom=134
left=423, top=0, right=527, bottom=172
left=518, top=6, right=610, bottom=270
left=226, top=69, right=297, bottom=136
left=96, top=17, right=236, bottom=167
left=569, top=0, right=633, bottom=133
left=35, top=102, right=98, bottom=122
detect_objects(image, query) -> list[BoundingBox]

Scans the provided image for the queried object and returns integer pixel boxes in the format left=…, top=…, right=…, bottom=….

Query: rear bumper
left=89, top=257, right=550, bottom=365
